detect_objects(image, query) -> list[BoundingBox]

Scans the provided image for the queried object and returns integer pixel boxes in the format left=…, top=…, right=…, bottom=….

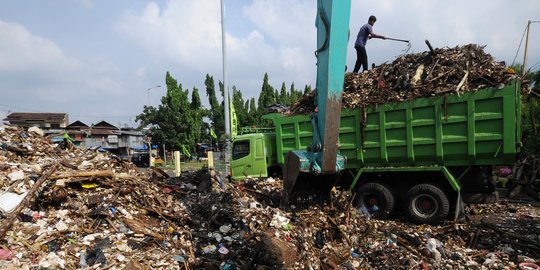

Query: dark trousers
left=353, top=46, right=368, bottom=73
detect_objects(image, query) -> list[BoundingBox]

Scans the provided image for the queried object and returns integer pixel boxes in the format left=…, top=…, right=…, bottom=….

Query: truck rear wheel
left=356, top=182, right=395, bottom=219
left=404, top=184, right=449, bottom=224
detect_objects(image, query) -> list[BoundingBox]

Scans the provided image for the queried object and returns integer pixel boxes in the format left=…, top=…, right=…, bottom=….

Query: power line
left=511, top=24, right=528, bottom=67
left=512, top=20, right=540, bottom=67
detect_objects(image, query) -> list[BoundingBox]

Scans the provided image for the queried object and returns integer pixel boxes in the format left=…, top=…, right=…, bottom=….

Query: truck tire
left=404, top=184, right=450, bottom=224
left=356, top=182, right=395, bottom=219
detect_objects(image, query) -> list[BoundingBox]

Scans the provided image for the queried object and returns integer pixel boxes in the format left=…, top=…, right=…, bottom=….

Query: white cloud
left=115, top=1, right=223, bottom=71
left=0, top=21, right=81, bottom=74
left=0, top=20, right=146, bottom=124
left=115, top=0, right=320, bottom=97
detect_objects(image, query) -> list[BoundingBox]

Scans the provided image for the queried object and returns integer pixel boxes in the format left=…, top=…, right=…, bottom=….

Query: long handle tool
left=386, top=37, right=409, bottom=43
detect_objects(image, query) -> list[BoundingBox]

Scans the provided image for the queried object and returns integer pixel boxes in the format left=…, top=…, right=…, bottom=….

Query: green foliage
left=258, top=73, right=276, bottom=113
left=137, top=71, right=315, bottom=146
left=190, top=87, right=203, bottom=147
left=288, top=82, right=303, bottom=106
left=205, top=74, right=224, bottom=140
left=136, top=72, right=197, bottom=151
left=521, top=70, right=540, bottom=155
left=232, top=86, right=249, bottom=128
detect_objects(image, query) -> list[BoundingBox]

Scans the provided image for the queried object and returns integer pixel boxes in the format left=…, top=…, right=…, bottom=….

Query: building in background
left=3, top=112, right=69, bottom=135
left=3, top=112, right=146, bottom=161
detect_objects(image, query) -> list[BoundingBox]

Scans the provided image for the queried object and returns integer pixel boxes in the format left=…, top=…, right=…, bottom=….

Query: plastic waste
left=358, top=206, right=372, bottom=219
left=519, top=262, right=540, bottom=270
left=79, top=252, right=87, bottom=268
left=84, top=247, right=106, bottom=266
left=0, top=191, right=28, bottom=214
left=425, top=238, right=445, bottom=260
left=219, top=224, right=232, bottom=234
left=386, top=233, right=397, bottom=247
left=7, top=170, right=24, bottom=181
left=202, top=244, right=217, bottom=254
left=314, top=230, right=325, bottom=249
left=173, top=255, right=185, bottom=263
left=214, top=174, right=225, bottom=188
left=220, top=261, right=236, bottom=270
left=0, top=248, right=15, bottom=260
left=218, top=243, right=229, bottom=255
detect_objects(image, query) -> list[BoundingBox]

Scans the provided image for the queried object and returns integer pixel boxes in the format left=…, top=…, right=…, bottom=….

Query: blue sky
left=0, top=0, right=539, bottom=127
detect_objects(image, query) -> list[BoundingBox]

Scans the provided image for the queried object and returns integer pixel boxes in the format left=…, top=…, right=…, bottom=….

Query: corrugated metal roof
left=4, top=112, right=67, bottom=122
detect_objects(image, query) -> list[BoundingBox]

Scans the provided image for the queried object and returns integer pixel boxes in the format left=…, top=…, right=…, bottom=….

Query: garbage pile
left=1, top=125, right=539, bottom=269
left=0, top=126, right=192, bottom=269
left=289, top=44, right=516, bottom=114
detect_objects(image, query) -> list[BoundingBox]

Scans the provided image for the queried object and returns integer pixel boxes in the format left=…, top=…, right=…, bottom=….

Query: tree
left=190, top=87, right=203, bottom=146
left=522, top=69, right=540, bottom=155
left=258, top=73, right=276, bottom=113
left=304, top=84, right=313, bottom=95
left=247, top=97, right=258, bottom=126
left=232, top=86, right=249, bottom=128
left=136, top=72, right=197, bottom=151
left=205, top=74, right=224, bottom=139
left=279, top=82, right=289, bottom=105
left=289, top=82, right=303, bottom=106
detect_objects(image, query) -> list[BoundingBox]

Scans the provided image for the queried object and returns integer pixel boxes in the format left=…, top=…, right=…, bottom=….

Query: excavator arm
left=282, top=0, right=351, bottom=205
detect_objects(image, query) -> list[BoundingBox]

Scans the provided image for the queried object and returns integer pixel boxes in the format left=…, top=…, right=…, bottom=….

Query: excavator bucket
left=281, top=151, right=344, bottom=207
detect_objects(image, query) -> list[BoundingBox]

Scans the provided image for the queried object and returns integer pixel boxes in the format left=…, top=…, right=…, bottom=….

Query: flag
left=63, top=133, right=74, bottom=142
left=229, top=94, right=238, bottom=138
left=181, top=145, right=191, bottom=158
left=210, top=128, right=217, bottom=140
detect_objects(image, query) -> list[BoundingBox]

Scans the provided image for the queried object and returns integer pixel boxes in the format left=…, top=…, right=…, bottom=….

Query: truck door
left=231, top=139, right=251, bottom=179
left=252, top=137, right=267, bottom=177
left=231, top=137, right=268, bottom=179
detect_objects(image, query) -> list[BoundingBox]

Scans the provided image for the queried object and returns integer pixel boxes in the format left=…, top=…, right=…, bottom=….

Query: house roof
left=93, top=121, right=118, bottom=130
left=3, top=112, right=68, bottom=123
left=67, top=120, right=89, bottom=129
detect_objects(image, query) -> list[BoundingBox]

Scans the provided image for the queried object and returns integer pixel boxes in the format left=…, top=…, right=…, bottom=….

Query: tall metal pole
left=221, top=0, right=231, bottom=175
left=147, top=85, right=161, bottom=106
left=522, top=20, right=532, bottom=77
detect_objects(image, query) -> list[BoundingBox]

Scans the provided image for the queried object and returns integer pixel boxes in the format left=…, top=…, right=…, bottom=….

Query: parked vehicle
left=131, top=151, right=150, bottom=168
left=231, top=81, right=523, bottom=224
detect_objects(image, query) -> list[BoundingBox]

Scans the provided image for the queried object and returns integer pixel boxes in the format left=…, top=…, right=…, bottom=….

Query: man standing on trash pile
left=353, top=15, right=386, bottom=73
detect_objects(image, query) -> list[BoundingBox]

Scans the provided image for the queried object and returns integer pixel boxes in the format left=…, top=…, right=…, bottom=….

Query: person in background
left=353, top=15, right=386, bottom=73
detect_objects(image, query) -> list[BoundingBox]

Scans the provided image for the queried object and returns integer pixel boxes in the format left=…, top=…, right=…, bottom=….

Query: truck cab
left=231, top=131, right=277, bottom=180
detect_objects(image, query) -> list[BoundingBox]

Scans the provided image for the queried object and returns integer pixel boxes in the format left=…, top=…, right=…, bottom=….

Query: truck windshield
left=232, top=140, right=250, bottom=160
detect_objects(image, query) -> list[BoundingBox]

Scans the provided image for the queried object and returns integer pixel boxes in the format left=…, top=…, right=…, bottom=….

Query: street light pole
left=221, top=0, right=231, bottom=177
left=147, top=85, right=161, bottom=106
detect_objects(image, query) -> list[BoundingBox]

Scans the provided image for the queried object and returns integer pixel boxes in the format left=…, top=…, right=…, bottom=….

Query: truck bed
left=273, top=82, right=521, bottom=168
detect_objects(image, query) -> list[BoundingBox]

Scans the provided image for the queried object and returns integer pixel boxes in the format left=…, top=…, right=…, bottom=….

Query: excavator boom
left=282, top=0, right=351, bottom=205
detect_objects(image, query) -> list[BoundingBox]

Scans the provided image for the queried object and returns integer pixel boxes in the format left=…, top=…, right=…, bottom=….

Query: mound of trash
left=289, top=44, right=516, bottom=114
left=1, top=126, right=539, bottom=269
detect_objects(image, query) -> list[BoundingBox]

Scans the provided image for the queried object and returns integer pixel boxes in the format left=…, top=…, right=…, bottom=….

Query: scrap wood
left=396, top=237, right=421, bottom=257
left=328, top=216, right=352, bottom=247
left=123, top=217, right=165, bottom=241
left=0, top=162, right=58, bottom=239
left=480, top=218, right=540, bottom=247
left=51, top=170, right=114, bottom=180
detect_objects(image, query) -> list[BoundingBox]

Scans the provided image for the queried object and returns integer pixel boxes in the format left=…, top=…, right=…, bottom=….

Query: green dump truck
left=231, top=81, right=522, bottom=223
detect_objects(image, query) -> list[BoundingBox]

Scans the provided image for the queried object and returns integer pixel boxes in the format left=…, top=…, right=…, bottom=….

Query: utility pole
left=221, top=0, right=231, bottom=176
left=521, top=20, right=532, bottom=77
